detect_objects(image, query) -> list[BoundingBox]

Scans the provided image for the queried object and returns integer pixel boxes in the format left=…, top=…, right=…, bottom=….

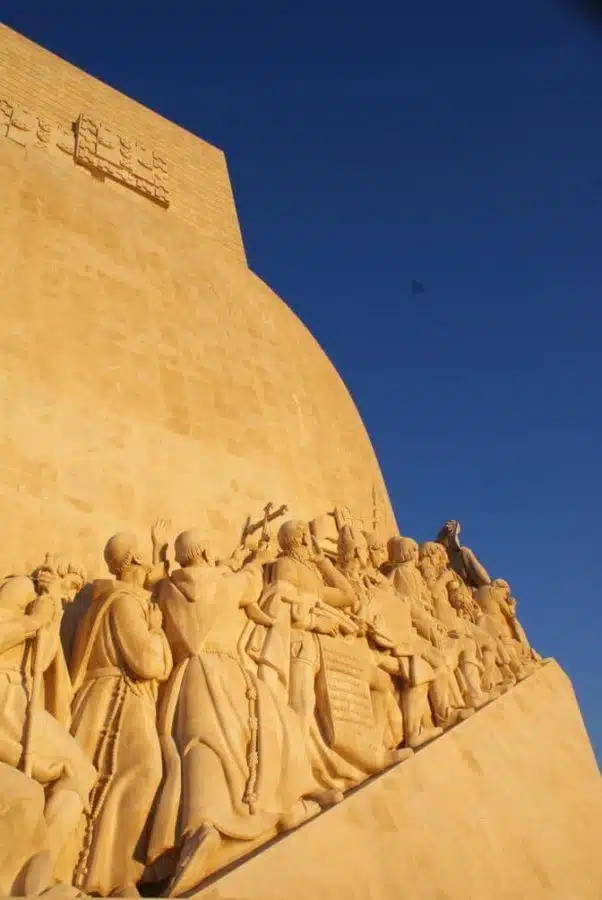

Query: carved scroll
left=74, top=114, right=169, bottom=208
left=316, top=636, right=381, bottom=768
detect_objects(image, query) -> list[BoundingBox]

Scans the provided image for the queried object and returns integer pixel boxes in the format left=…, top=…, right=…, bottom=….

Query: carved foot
left=22, top=850, right=55, bottom=896
left=168, top=824, right=222, bottom=897
left=309, top=788, right=345, bottom=809
left=406, top=726, right=443, bottom=749
left=437, top=708, right=475, bottom=729
left=388, top=746, right=415, bottom=763
left=278, top=799, right=321, bottom=832
left=40, top=886, right=89, bottom=899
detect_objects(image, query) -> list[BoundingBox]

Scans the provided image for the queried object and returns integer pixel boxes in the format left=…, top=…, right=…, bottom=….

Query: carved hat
left=104, top=532, right=143, bottom=576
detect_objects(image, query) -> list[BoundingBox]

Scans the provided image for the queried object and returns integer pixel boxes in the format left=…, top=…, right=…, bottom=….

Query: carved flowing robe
left=0, top=762, right=47, bottom=895
left=68, top=578, right=173, bottom=895
left=447, top=545, right=491, bottom=590
left=147, top=562, right=316, bottom=871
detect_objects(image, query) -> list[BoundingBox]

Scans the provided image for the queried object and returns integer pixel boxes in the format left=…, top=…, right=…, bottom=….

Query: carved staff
left=23, top=596, right=48, bottom=779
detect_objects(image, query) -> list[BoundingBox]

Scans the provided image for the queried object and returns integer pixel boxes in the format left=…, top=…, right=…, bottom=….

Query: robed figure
left=147, top=529, right=321, bottom=897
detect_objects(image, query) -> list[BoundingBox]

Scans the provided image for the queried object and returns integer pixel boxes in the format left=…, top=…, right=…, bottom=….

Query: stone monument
left=0, top=23, right=600, bottom=900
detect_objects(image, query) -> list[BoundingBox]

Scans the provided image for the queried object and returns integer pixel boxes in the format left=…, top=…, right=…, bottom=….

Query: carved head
left=174, top=530, right=214, bottom=568
left=491, top=578, right=513, bottom=607
left=337, top=524, right=369, bottom=569
left=387, top=536, right=419, bottom=566
left=104, top=532, right=145, bottom=578
left=363, top=531, right=387, bottom=570
left=436, top=520, right=462, bottom=551
left=418, top=541, right=448, bottom=580
left=32, top=554, right=86, bottom=603
left=278, top=520, right=313, bottom=560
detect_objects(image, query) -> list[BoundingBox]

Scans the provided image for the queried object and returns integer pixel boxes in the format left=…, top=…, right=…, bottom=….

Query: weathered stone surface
left=0, top=24, right=396, bottom=578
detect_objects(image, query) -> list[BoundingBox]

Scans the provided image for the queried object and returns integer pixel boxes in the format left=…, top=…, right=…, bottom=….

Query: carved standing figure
left=435, top=520, right=492, bottom=589
left=475, top=578, right=540, bottom=681
left=384, top=536, right=473, bottom=729
left=0, top=557, right=96, bottom=895
left=252, top=519, right=406, bottom=794
left=418, top=542, right=495, bottom=709
left=339, top=529, right=442, bottom=749
left=68, top=523, right=173, bottom=897
left=148, top=528, right=321, bottom=898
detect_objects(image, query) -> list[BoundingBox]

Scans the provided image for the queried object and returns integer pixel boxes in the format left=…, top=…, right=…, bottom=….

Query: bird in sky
left=411, top=279, right=425, bottom=298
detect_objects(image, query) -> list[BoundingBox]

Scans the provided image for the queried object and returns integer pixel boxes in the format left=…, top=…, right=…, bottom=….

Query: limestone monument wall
left=0, top=23, right=396, bottom=575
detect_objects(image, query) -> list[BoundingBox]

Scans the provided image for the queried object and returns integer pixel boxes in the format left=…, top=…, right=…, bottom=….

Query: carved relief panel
left=0, top=98, right=75, bottom=157
left=0, top=98, right=170, bottom=208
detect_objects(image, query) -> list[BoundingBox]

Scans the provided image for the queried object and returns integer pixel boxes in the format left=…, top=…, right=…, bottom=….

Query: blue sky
left=4, top=1, right=601, bottom=760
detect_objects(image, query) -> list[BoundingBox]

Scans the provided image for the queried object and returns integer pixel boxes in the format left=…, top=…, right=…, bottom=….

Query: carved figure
left=339, top=529, right=442, bottom=748
left=435, top=520, right=492, bottom=589
left=418, top=542, right=498, bottom=709
left=0, top=557, right=96, bottom=895
left=148, top=528, right=321, bottom=897
left=253, top=520, right=406, bottom=793
left=475, top=578, right=540, bottom=681
left=68, top=523, right=173, bottom=897
left=384, top=536, right=473, bottom=729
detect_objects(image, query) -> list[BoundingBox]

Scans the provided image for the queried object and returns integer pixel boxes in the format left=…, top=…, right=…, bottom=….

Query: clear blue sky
left=3, top=1, right=601, bottom=760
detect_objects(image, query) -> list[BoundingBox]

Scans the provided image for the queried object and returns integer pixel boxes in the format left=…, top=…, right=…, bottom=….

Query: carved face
left=278, top=520, right=312, bottom=560
left=337, top=525, right=369, bottom=568
left=418, top=542, right=446, bottom=579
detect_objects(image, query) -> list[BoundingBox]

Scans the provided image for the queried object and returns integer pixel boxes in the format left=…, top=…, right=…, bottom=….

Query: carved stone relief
left=0, top=98, right=170, bottom=207
left=0, top=98, right=75, bottom=157
left=74, top=114, right=169, bottom=207
left=0, top=509, right=544, bottom=897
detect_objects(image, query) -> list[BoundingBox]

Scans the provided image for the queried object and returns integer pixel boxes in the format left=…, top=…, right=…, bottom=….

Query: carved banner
left=316, top=635, right=381, bottom=770
left=74, top=114, right=169, bottom=208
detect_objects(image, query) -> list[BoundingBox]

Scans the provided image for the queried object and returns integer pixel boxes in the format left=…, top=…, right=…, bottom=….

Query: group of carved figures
left=0, top=510, right=543, bottom=898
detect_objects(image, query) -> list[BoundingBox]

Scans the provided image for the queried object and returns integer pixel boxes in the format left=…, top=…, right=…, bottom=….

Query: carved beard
left=420, top=561, right=437, bottom=583
left=288, top=546, right=312, bottom=564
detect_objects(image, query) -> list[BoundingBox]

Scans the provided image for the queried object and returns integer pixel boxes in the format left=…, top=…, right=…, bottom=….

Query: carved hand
left=245, top=601, right=276, bottom=627
left=27, top=593, right=55, bottom=632
left=252, top=544, right=273, bottom=566
left=312, top=614, right=339, bottom=637
left=32, top=757, right=74, bottom=784
left=151, top=518, right=171, bottom=549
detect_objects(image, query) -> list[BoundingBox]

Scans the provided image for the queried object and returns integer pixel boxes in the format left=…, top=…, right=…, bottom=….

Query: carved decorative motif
left=0, top=98, right=170, bottom=207
left=0, top=97, right=75, bottom=156
left=74, top=114, right=169, bottom=207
